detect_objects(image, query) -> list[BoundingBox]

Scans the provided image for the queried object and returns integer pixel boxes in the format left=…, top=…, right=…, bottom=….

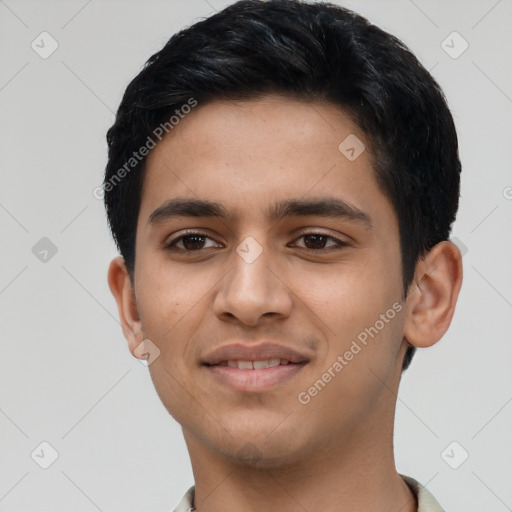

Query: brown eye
left=165, top=231, right=221, bottom=252
left=291, top=233, right=349, bottom=252
left=302, top=234, right=330, bottom=250
left=179, top=235, right=207, bottom=250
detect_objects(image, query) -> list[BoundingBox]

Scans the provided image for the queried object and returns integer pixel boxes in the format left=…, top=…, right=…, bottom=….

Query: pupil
left=181, top=235, right=328, bottom=250
left=305, top=235, right=326, bottom=249
left=184, top=235, right=204, bottom=250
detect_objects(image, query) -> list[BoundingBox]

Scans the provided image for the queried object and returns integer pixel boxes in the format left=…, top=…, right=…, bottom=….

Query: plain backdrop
left=1, top=0, right=511, bottom=510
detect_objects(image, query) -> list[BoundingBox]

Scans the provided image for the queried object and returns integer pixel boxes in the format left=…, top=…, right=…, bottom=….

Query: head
left=105, top=0, right=462, bottom=468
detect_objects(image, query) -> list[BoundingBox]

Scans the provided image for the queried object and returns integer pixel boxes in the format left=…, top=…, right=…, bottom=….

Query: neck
left=183, top=411, right=417, bottom=512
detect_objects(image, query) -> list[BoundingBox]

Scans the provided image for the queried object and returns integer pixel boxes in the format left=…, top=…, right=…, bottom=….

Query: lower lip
left=205, top=363, right=306, bottom=392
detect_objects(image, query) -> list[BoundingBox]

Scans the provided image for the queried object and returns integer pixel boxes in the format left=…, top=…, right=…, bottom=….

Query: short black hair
left=103, top=0, right=461, bottom=371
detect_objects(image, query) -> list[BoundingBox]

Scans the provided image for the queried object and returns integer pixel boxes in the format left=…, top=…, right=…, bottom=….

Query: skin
left=108, top=94, right=463, bottom=512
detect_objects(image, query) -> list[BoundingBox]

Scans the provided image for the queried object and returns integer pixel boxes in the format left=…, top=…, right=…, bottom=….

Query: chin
left=226, top=439, right=308, bottom=471
left=211, top=422, right=313, bottom=469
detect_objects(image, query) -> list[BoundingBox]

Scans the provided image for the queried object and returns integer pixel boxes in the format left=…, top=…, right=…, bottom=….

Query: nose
left=212, top=241, right=293, bottom=327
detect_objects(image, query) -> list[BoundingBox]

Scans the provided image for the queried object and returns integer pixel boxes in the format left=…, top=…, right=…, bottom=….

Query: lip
left=206, top=363, right=306, bottom=392
left=203, top=342, right=310, bottom=393
left=203, top=342, right=309, bottom=366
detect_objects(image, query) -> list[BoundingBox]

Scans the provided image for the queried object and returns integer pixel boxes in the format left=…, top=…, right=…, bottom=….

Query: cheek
left=298, top=299, right=405, bottom=433
left=297, top=253, right=400, bottom=335
left=134, top=257, right=209, bottom=354
left=136, top=262, right=212, bottom=422
left=297, top=248, right=404, bottom=393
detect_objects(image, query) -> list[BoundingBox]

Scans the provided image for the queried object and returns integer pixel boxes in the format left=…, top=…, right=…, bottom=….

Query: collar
left=172, top=475, right=445, bottom=512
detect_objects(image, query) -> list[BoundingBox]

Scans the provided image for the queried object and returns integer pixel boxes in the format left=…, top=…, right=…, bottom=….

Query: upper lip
left=203, top=342, right=310, bottom=366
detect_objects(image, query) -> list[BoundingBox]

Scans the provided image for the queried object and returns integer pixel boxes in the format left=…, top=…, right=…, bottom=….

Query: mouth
left=205, top=361, right=307, bottom=392
left=210, top=359, right=298, bottom=369
left=203, top=342, right=309, bottom=367
left=203, top=343, right=310, bottom=392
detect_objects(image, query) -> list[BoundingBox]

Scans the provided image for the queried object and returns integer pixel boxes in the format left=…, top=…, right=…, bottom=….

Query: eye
left=164, top=230, right=350, bottom=254
left=165, top=231, right=222, bottom=252
left=290, top=233, right=349, bottom=252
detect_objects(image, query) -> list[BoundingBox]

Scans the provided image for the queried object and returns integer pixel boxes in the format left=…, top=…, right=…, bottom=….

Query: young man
left=104, top=1, right=463, bottom=510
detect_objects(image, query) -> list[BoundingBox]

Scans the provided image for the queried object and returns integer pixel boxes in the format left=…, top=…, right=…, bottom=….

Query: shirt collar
left=172, top=475, right=445, bottom=512
left=401, top=475, right=446, bottom=512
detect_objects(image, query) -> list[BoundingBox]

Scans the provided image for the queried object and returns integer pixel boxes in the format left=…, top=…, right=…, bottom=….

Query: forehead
left=150, top=94, right=365, bottom=168
left=138, top=95, right=396, bottom=231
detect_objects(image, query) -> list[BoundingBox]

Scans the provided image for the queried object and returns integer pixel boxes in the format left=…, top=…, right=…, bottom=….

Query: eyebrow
left=148, top=197, right=373, bottom=228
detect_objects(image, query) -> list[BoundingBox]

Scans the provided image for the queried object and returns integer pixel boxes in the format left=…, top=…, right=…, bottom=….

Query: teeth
left=253, top=360, right=269, bottom=369
left=222, top=359, right=292, bottom=369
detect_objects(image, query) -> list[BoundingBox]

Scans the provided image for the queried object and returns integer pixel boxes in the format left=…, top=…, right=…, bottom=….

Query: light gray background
left=1, top=0, right=511, bottom=510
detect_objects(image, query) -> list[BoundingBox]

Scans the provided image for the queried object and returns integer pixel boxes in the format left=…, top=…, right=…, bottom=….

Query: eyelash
left=164, top=230, right=350, bottom=254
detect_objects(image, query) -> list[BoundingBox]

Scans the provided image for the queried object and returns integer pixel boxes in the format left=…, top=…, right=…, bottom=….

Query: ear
left=107, top=256, right=145, bottom=359
left=403, top=240, right=463, bottom=348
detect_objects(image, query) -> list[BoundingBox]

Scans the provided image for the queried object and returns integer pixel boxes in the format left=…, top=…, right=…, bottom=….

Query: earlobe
left=107, top=256, right=144, bottom=357
left=403, top=241, right=463, bottom=349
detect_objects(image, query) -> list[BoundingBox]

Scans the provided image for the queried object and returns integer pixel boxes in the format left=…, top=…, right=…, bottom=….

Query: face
left=124, top=95, right=411, bottom=467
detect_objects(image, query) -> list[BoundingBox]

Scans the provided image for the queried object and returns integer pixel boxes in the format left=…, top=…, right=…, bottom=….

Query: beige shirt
left=172, top=475, right=445, bottom=512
